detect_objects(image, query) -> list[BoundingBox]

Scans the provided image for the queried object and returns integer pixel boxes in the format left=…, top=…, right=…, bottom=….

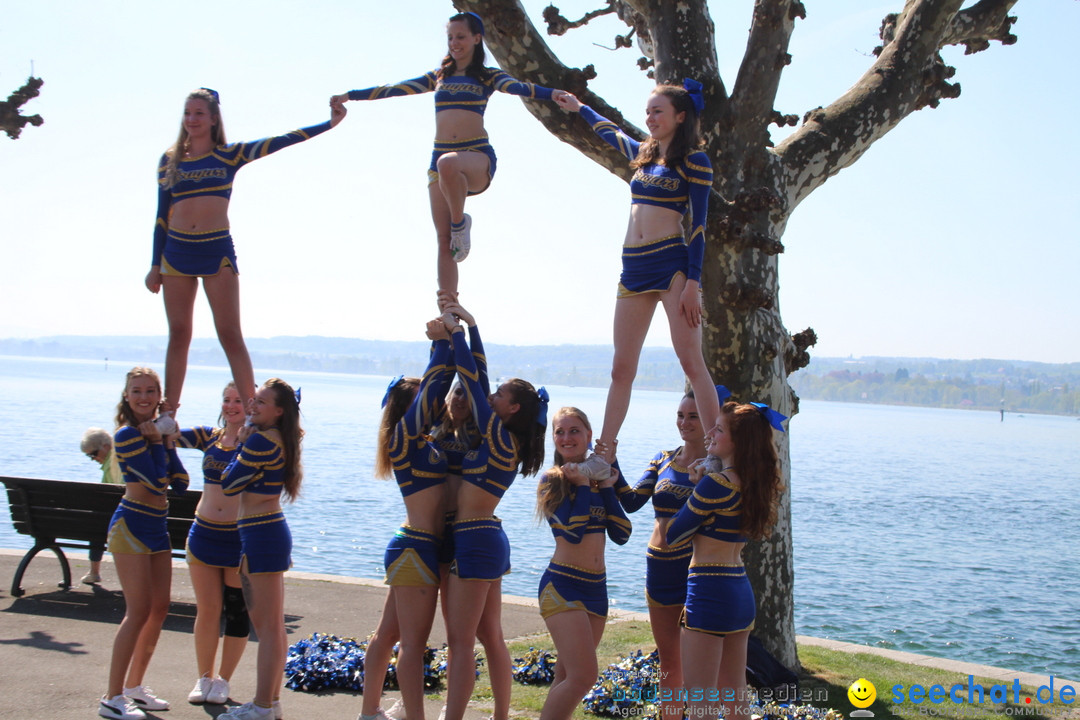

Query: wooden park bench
left=1, top=475, right=200, bottom=597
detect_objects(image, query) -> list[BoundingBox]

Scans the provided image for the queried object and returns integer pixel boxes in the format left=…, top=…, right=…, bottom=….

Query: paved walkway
left=0, top=549, right=1073, bottom=720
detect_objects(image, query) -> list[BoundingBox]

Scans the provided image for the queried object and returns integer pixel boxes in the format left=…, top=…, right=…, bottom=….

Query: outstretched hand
left=330, top=97, right=347, bottom=127
left=555, top=92, right=583, bottom=113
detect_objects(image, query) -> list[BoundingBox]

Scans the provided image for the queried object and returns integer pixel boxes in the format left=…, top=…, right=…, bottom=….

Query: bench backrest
left=1, top=476, right=200, bottom=551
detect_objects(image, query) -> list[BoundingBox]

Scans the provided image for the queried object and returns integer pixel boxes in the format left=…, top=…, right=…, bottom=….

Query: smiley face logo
left=848, top=678, right=876, bottom=708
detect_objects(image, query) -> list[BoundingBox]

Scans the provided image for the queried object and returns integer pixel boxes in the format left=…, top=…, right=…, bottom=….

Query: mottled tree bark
left=1, top=77, right=44, bottom=140
left=454, top=0, right=1019, bottom=669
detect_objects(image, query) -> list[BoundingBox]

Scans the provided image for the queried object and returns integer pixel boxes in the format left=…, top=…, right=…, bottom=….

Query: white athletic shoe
left=219, top=702, right=274, bottom=720
left=187, top=675, right=213, bottom=703
left=206, top=677, right=230, bottom=704
left=154, top=411, right=178, bottom=435
left=99, top=695, right=146, bottom=720
left=272, top=699, right=284, bottom=719
left=450, top=214, right=472, bottom=262
left=574, top=453, right=612, bottom=482
left=124, top=685, right=170, bottom=711
left=385, top=698, right=407, bottom=720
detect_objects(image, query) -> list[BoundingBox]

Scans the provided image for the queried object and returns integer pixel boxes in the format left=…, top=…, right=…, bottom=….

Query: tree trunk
left=454, top=0, right=1020, bottom=671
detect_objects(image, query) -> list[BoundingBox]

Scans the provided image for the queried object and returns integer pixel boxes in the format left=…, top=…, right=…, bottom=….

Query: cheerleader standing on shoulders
left=439, top=301, right=546, bottom=720
left=146, top=88, right=345, bottom=419
left=176, top=382, right=250, bottom=707
left=555, top=83, right=719, bottom=472
left=536, top=407, right=631, bottom=720
left=100, top=367, right=189, bottom=720
left=666, top=402, right=786, bottom=720
left=615, top=387, right=728, bottom=719
left=359, top=318, right=455, bottom=720
left=331, top=12, right=568, bottom=293
left=217, top=378, right=304, bottom=720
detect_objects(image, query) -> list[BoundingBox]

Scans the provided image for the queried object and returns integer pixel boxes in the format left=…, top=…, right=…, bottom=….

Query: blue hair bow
left=750, top=402, right=787, bottom=432
left=682, top=78, right=704, bottom=114
left=465, top=11, right=485, bottom=35
left=536, top=386, right=550, bottom=427
left=294, top=387, right=302, bottom=406
left=199, top=87, right=221, bottom=105
left=381, top=375, right=404, bottom=408
left=715, top=384, right=732, bottom=403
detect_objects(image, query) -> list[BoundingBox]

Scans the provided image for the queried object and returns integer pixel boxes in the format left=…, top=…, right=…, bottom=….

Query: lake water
left=1, top=355, right=1077, bottom=678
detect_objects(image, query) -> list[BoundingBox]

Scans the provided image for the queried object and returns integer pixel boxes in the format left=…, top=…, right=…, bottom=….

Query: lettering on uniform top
left=438, top=82, right=485, bottom=97
left=632, top=170, right=681, bottom=191
left=175, top=167, right=228, bottom=183
left=656, top=480, right=694, bottom=499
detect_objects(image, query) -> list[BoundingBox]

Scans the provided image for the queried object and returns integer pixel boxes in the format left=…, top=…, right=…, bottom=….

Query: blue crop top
left=152, top=120, right=332, bottom=266
left=543, top=475, right=631, bottom=546
left=347, top=69, right=554, bottom=116
left=433, top=325, right=489, bottom=474
left=578, top=105, right=713, bottom=283
left=617, top=448, right=697, bottom=519
left=666, top=470, right=747, bottom=547
left=221, top=430, right=286, bottom=496
left=178, top=426, right=239, bottom=487
left=452, top=328, right=520, bottom=499
left=114, top=425, right=189, bottom=496
left=389, top=338, right=454, bottom=497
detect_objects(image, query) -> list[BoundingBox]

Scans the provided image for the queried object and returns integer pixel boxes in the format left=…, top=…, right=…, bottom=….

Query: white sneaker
left=207, top=677, right=230, bottom=704
left=272, top=700, right=283, bottom=720
left=154, top=412, right=178, bottom=435
left=574, top=453, right=612, bottom=482
left=187, top=675, right=213, bottom=703
left=359, top=711, right=393, bottom=720
left=99, top=694, right=146, bottom=720
left=124, top=685, right=170, bottom=711
left=385, top=698, right=407, bottom=720
left=82, top=571, right=101, bottom=585
left=219, top=702, right=274, bottom=720
left=450, top=214, right=472, bottom=262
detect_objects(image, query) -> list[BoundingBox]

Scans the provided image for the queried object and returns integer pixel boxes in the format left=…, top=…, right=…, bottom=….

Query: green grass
left=434, top=621, right=1078, bottom=720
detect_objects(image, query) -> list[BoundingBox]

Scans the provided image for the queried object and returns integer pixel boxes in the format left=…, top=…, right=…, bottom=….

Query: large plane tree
left=451, top=0, right=1019, bottom=669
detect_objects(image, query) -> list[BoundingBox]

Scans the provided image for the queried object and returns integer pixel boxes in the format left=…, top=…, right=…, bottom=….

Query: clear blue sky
left=2, top=1, right=1076, bottom=363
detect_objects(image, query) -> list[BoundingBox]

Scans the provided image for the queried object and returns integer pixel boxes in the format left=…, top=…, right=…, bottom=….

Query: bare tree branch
left=730, top=0, right=804, bottom=145
left=542, top=2, right=616, bottom=36
left=773, top=0, right=1017, bottom=211
left=942, top=0, right=1018, bottom=53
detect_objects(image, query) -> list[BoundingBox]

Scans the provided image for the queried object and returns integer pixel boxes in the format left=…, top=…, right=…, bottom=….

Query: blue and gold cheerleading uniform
left=221, top=430, right=292, bottom=574
left=108, top=426, right=190, bottom=554
left=537, top=477, right=632, bottom=619
left=447, top=327, right=519, bottom=580
left=153, top=121, right=333, bottom=276
left=384, top=338, right=454, bottom=586
left=666, top=470, right=754, bottom=636
left=347, top=69, right=555, bottom=190
left=178, top=426, right=243, bottom=568
left=616, top=448, right=697, bottom=607
left=577, top=105, right=713, bottom=297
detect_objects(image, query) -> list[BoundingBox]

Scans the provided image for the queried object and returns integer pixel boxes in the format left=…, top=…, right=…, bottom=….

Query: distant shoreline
left=2, top=336, right=1077, bottom=416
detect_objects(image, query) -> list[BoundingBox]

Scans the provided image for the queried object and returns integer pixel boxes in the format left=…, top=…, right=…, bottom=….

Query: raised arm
left=666, top=472, right=740, bottom=548
left=545, top=477, right=595, bottom=544
left=402, top=337, right=454, bottom=437
left=114, top=425, right=169, bottom=494
left=489, top=69, right=558, bottom=102
left=231, top=121, right=334, bottom=166
left=338, top=71, right=438, bottom=102
left=221, top=430, right=283, bottom=496
left=563, top=99, right=639, bottom=163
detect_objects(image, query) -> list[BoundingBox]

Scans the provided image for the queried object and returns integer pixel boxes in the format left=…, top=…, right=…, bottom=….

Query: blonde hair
left=164, top=88, right=227, bottom=189
left=114, top=367, right=162, bottom=428
left=535, top=407, right=592, bottom=520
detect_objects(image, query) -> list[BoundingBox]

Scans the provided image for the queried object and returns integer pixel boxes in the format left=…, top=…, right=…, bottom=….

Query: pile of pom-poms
left=511, top=647, right=558, bottom=685
left=583, top=649, right=842, bottom=720
left=284, top=633, right=454, bottom=693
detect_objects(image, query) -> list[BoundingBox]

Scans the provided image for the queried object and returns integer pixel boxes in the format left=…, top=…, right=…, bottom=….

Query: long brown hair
left=374, top=378, right=420, bottom=479
left=114, top=367, right=162, bottom=429
left=164, top=88, right=227, bottom=189
left=263, top=378, right=304, bottom=502
left=501, top=378, right=546, bottom=477
left=723, top=402, right=784, bottom=540
left=437, top=13, right=492, bottom=83
left=535, top=407, right=592, bottom=520
left=631, top=84, right=703, bottom=170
